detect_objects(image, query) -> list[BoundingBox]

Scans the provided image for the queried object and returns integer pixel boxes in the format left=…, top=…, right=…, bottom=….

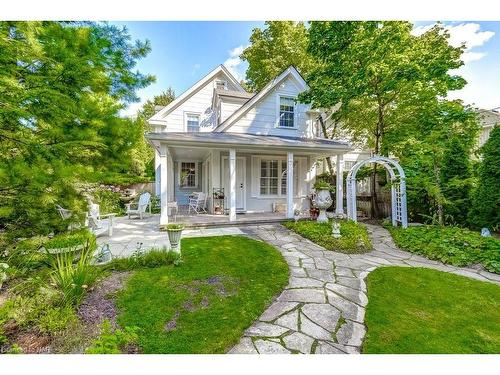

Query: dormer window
left=215, top=79, right=227, bottom=90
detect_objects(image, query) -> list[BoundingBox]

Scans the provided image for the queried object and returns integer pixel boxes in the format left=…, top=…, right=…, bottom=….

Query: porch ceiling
left=146, top=132, right=351, bottom=157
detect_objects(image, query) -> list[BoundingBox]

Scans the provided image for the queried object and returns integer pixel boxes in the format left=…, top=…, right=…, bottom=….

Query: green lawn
left=115, top=235, right=289, bottom=353
left=283, top=219, right=372, bottom=253
left=363, top=267, right=500, bottom=353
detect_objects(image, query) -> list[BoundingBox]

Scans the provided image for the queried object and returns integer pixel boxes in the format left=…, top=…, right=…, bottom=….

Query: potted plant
left=313, top=181, right=334, bottom=223
left=166, top=223, right=184, bottom=252
left=293, top=209, right=301, bottom=222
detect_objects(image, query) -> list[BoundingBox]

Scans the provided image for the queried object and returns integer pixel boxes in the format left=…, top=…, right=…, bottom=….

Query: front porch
left=146, top=132, right=351, bottom=226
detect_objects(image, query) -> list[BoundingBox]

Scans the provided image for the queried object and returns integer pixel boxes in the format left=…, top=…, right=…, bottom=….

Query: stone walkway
left=229, top=223, right=500, bottom=354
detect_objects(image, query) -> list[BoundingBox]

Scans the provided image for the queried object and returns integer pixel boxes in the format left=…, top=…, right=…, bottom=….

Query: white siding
left=220, top=99, right=244, bottom=123
left=227, top=75, right=314, bottom=137
left=160, top=72, right=240, bottom=133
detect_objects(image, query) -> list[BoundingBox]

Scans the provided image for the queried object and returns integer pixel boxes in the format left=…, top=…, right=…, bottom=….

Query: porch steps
left=181, top=217, right=292, bottom=229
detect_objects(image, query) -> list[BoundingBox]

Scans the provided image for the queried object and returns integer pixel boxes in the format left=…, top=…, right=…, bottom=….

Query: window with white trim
left=279, top=96, right=295, bottom=128
left=186, top=114, right=200, bottom=132
left=180, top=162, right=197, bottom=188
left=259, top=159, right=299, bottom=196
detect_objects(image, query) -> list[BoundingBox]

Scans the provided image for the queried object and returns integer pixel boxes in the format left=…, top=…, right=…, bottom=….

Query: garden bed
left=283, top=219, right=372, bottom=253
left=387, top=225, right=500, bottom=274
left=0, top=235, right=288, bottom=354
left=363, top=267, right=500, bottom=353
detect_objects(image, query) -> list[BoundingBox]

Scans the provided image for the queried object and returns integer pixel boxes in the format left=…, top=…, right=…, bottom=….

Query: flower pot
left=167, top=227, right=184, bottom=252
left=314, top=189, right=333, bottom=223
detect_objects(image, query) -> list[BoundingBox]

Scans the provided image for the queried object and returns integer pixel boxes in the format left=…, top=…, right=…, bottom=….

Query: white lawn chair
left=126, top=192, right=151, bottom=219
left=188, top=192, right=207, bottom=214
left=87, top=202, right=116, bottom=237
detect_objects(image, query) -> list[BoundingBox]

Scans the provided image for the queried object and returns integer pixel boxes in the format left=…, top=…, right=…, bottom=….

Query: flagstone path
left=229, top=223, right=500, bottom=354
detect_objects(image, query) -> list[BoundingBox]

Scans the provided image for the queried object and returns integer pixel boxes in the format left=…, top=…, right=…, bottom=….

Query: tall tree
left=0, top=21, right=154, bottom=237
left=241, top=21, right=315, bottom=91
left=133, top=88, right=176, bottom=177
left=469, top=126, right=500, bottom=230
left=301, top=21, right=466, bottom=218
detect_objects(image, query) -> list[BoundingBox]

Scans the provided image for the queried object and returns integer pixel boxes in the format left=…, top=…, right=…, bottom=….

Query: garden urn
left=314, top=189, right=333, bottom=223
left=166, top=224, right=184, bottom=252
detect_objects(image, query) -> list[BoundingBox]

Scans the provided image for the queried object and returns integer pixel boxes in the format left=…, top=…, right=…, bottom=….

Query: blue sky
left=112, top=21, right=500, bottom=116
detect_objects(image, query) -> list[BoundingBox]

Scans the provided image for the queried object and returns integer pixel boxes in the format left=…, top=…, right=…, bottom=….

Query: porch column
left=335, top=154, right=344, bottom=215
left=154, top=148, right=161, bottom=196
left=286, top=152, right=294, bottom=219
left=228, top=148, right=236, bottom=222
left=159, top=144, right=169, bottom=226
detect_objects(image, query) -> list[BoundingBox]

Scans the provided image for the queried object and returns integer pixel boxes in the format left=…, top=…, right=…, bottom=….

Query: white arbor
left=346, top=156, right=408, bottom=228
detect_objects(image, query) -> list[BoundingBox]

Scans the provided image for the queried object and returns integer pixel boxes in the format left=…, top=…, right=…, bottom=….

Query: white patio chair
left=87, top=202, right=116, bottom=237
left=56, top=204, right=73, bottom=220
left=126, top=192, right=151, bottom=219
left=188, top=192, right=207, bottom=214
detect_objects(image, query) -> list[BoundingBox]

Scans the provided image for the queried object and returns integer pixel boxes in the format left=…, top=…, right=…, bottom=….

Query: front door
left=223, top=156, right=246, bottom=212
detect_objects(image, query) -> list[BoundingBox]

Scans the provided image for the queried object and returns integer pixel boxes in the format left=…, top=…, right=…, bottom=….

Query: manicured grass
left=115, top=235, right=289, bottom=353
left=387, top=225, right=500, bottom=274
left=363, top=267, right=500, bottom=353
left=283, top=219, right=372, bottom=253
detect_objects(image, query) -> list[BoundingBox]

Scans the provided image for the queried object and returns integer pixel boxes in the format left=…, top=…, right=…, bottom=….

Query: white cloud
left=223, top=45, right=248, bottom=81
left=412, top=22, right=495, bottom=62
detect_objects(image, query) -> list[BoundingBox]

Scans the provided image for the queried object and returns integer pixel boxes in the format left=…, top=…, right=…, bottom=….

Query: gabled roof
left=214, top=66, right=309, bottom=133
left=148, top=65, right=246, bottom=126
left=478, top=108, right=500, bottom=127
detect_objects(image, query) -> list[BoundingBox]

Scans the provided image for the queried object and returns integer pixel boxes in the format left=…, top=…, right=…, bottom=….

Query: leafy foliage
left=85, top=320, right=139, bottom=354
left=387, top=225, right=500, bottom=273
left=299, top=21, right=478, bottom=221
left=469, top=126, right=500, bottom=230
left=241, top=21, right=315, bottom=91
left=283, top=219, right=372, bottom=253
left=0, top=21, right=153, bottom=238
left=102, top=248, right=181, bottom=271
left=49, top=238, right=101, bottom=305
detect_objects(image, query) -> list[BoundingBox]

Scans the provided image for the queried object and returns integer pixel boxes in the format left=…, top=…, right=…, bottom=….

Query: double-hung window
left=260, top=160, right=279, bottom=195
left=259, top=158, right=299, bottom=196
left=278, top=96, right=295, bottom=128
left=180, top=162, right=197, bottom=188
left=186, top=114, right=200, bottom=132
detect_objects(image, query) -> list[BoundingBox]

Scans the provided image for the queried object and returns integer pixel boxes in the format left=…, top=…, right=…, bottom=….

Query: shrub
left=283, top=219, right=372, bottom=253
left=38, top=305, right=78, bottom=335
left=91, top=187, right=125, bottom=216
left=85, top=320, right=139, bottom=354
left=44, top=229, right=96, bottom=253
left=387, top=224, right=500, bottom=274
left=3, top=236, right=48, bottom=274
left=103, top=248, right=181, bottom=271
left=469, top=126, right=500, bottom=230
left=49, top=238, right=101, bottom=306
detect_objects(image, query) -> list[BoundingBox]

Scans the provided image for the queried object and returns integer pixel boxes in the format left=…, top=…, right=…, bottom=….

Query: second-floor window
left=186, top=114, right=200, bottom=132
left=279, top=96, right=295, bottom=128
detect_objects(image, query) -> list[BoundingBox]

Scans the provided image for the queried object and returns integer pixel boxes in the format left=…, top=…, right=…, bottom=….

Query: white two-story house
left=146, top=65, right=351, bottom=225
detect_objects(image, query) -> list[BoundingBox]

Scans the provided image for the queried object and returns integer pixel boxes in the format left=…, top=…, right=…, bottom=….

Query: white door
left=223, top=157, right=246, bottom=212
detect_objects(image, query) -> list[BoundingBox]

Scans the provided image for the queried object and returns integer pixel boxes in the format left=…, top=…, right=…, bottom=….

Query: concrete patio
left=96, top=212, right=294, bottom=257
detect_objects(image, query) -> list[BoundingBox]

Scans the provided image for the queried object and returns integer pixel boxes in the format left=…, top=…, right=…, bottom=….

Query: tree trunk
left=433, top=162, right=444, bottom=226
left=318, top=114, right=337, bottom=186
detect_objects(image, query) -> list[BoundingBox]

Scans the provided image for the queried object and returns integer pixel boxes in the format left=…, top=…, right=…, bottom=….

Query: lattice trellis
left=346, top=156, right=408, bottom=228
